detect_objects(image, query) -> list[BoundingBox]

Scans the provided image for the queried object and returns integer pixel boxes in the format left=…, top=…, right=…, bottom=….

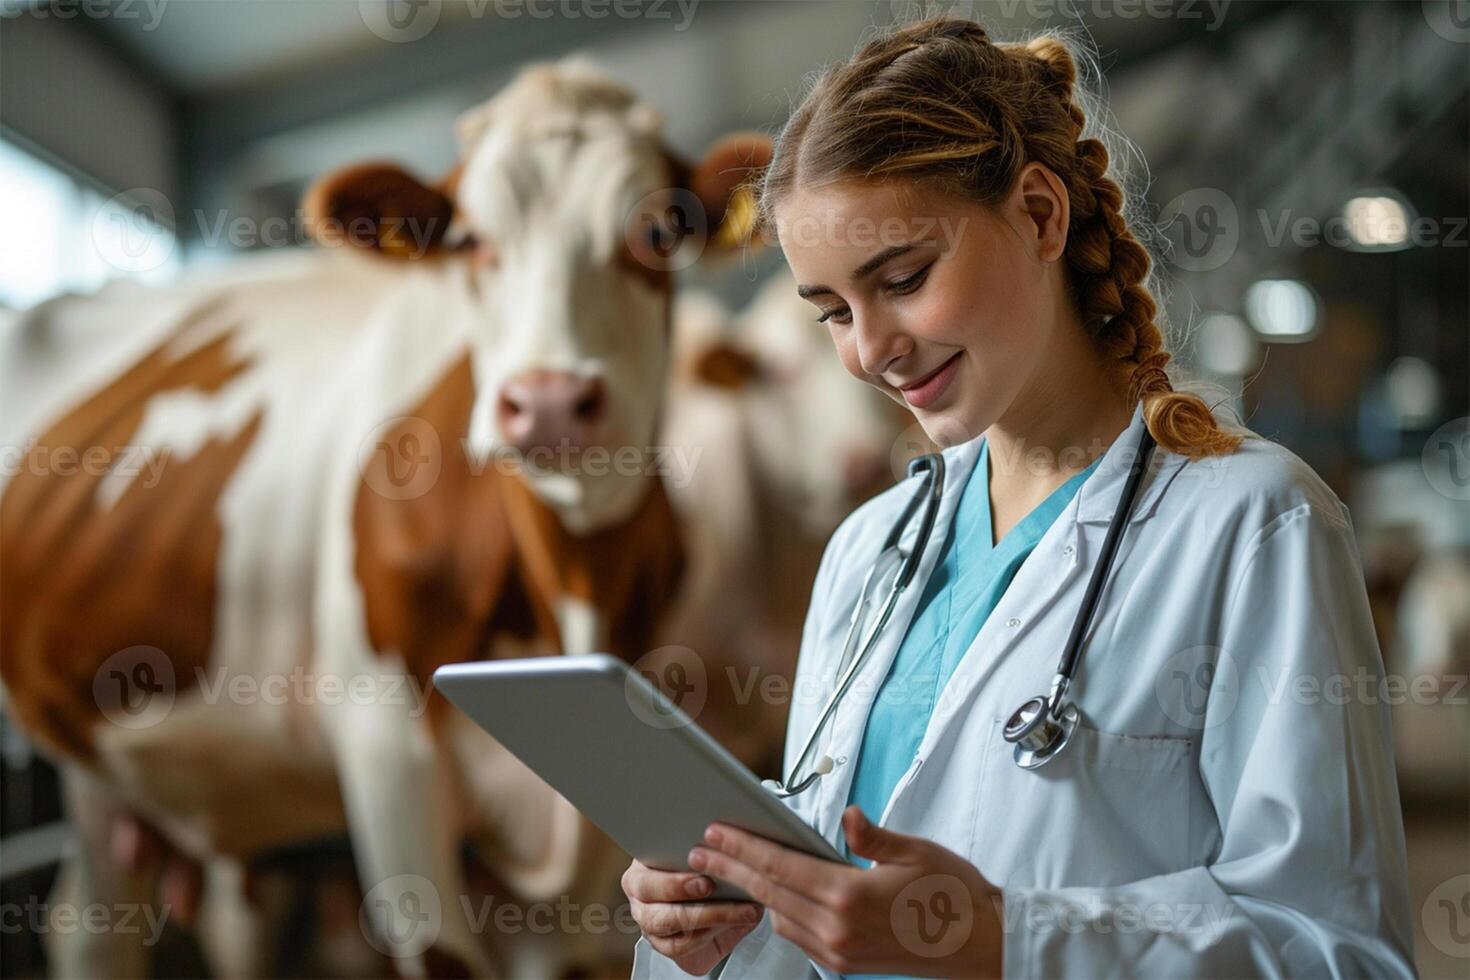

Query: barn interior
left=1, top=1, right=1466, bottom=977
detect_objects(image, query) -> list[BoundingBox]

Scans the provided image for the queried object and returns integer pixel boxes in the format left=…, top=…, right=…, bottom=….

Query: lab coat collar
left=1071, top=402, right=1188, bottom=525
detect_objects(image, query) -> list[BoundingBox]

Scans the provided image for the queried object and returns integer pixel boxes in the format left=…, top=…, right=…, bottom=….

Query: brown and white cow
left=0, top=57, right=771, bottom=979
left=654, top=276, right=923, bottom=775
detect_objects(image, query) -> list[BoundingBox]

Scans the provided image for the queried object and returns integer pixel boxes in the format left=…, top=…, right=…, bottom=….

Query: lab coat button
left=1006, top=617, right=1021, bottom=627
left=1062, top=544, right=1075, bottom=558
left=836, top=755, right=848, bottom=765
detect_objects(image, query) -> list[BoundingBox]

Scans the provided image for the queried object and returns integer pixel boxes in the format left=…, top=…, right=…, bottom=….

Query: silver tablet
left=432, top=655, right=844, bottom=901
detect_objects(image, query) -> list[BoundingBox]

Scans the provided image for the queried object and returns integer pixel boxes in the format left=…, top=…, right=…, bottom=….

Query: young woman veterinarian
left=625, top=16, right=1416, bottom=978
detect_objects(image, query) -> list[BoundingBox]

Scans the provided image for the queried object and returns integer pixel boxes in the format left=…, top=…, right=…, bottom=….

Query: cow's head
left=673, top=275, right=915, bottom=535
left=305, top=58, right=771, bottom=534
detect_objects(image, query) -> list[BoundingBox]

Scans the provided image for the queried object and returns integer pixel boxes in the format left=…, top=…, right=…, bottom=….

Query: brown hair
left=757, top=16, right=1242, bottom=459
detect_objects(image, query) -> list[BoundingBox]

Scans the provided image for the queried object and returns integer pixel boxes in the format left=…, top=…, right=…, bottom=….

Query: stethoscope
left=763, top=423, right=1157, bottom=798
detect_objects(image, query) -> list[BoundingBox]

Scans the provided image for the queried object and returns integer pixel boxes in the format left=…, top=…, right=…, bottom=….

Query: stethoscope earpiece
left=763, top=754, right=834, bottom=798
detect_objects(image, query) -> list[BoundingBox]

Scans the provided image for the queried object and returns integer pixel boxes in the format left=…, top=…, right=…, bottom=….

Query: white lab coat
left=633, top=404, right=1416, bottom=978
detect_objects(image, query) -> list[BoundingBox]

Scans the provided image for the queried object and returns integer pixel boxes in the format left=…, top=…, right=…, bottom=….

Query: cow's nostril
left=573, top=380, right=606, bottom=422
left=496, top=371, right=608, bottom=456
left=498, top=389, right=524, bottom=419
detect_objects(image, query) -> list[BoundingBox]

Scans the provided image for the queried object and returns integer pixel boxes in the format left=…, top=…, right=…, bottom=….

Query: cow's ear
left=693, top=342, right=763, bottom=389
left=302, top=163, right=454, bottom=259
left=689, top=132, right=773, bottom=255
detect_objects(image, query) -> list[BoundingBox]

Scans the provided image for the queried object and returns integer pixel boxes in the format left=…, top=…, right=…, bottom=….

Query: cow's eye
left=621, top=225, right=680, bottom=291
left=626, top=203, right=698, bottom=271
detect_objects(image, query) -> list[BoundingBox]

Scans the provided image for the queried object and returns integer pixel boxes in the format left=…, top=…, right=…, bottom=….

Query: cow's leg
left=45, top=769, right=161, bottom=980
left=193, top=856, right=286, bottom=978
left=332, top=695, right=493, bottom=979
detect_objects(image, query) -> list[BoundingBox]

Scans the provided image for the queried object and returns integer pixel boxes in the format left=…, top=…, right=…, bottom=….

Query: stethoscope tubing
left=1047, top=426, right=1157, bottom=712
left=771, top=453, right=945, bottom=798
left=770, top=424, right=1157, bottom=793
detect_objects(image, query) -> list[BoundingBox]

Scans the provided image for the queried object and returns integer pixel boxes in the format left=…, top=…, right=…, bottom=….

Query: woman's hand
left=688, top=806, right=1004, bottom=977
left=621, top=859, right=764, bottom=976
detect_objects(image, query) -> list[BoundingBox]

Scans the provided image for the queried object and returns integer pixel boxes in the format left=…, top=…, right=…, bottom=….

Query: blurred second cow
left=655, top=274, right=922, bottom=774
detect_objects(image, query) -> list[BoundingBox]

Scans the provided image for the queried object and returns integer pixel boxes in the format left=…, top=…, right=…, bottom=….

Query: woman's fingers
left=701, top=824, right=853, bottom=905
left=688, top=845, right=839, bottom=938
left=637, top=899, right=763, bottom=938
left=648, top=921, right=759, bottom=973
left=648, top=925, right=722, bottom=958
left=623, top=858, right=763, bottom=967
left=650, top=922, right=754, bottom=960
left=622, top=860, right=717, bottom=902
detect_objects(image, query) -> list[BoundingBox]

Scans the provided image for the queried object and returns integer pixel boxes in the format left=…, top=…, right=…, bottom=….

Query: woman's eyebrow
left=796, top=243, right=922, bottom=299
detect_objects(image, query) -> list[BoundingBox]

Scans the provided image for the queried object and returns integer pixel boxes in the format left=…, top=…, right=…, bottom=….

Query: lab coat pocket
left=976, top=715, right=1197, bottom=891
left=1065, top=720, right=1194, bottom=773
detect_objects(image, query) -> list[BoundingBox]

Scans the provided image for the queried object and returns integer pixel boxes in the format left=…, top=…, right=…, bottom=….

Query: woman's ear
left=302, top=162, right=454, bottom=259
left=1015, top=161, right=1070, bottom=263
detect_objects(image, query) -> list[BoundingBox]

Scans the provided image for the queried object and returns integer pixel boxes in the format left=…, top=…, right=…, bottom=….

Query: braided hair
left=757, top=16, right=1242, bottom=459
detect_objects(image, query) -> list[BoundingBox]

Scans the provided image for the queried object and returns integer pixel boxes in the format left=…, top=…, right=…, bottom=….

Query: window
left=0, top=139, right=180, bottom=310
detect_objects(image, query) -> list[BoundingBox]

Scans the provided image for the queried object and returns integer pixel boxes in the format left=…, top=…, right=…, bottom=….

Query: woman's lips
left=899, top=352, right=961, bottom=409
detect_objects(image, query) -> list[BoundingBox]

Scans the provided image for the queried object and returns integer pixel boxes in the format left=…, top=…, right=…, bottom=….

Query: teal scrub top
left=843, top=438, right=1102, bottom=863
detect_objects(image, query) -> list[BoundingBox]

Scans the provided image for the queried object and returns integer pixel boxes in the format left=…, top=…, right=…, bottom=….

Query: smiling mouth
left=897, top=353, right=961, bottom=392
left=895, top=352, right=962, bottom=410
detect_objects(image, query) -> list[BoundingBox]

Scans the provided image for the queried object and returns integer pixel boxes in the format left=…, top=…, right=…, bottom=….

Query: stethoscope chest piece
left=1003, top=696, right=1080, bottom=770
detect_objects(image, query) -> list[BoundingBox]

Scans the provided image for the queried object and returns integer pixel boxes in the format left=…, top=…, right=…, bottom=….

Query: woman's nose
left=852, top=313, right=911, bottom=378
